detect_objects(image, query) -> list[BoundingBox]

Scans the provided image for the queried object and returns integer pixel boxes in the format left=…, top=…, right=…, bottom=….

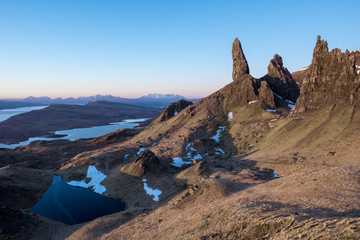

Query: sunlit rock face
left=232, top=38, right=250, bottom=81
left=296, top=36, right=360, bottom=113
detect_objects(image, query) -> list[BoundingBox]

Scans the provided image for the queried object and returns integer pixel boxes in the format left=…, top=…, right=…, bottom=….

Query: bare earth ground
left=1, top=92, right=360, bottom=239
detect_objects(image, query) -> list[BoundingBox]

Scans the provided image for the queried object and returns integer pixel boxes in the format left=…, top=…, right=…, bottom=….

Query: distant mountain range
left=2, top=94, right=200, bottom=109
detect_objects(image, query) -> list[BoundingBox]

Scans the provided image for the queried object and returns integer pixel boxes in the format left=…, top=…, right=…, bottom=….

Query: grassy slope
left=53, top=81, right=360, bottom=239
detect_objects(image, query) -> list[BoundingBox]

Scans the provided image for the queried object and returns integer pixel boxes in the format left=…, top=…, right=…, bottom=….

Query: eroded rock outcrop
left=225, top=38, right=276, bottom=109
left=232, top=38, right=250, bottom=81
left=258, top=81, right=276, bottom=108
left=296, top=36, right=360, bottom=113
left=152, top=99, right=193, bottom=124
left=261, top=54, right=300, bottom=103
left=120, top=150, right=166, bottom=177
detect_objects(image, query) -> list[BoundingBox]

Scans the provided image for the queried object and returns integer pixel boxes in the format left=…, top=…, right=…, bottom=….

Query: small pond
left=31, top=176, right=125, bottom=225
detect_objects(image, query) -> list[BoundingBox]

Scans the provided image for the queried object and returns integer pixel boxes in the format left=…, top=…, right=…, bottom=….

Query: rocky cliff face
left=258, top=81, right=276, bottom=108
left=152, top=99, right=193, bottom=124
left=226, top=38, right=275, bottom=108
left=296, top=36, right=360, bottom=113
left=232, top=38, right=250, bottom=80
left=261, top=54, right=300, bottom=103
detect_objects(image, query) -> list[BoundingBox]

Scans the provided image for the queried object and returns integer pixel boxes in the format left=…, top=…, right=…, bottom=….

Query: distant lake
left=0, top=118, right=147, bottom=149
left=0, top=106, right=47, bottom=122
left=31, top=176, right=125, bottom=225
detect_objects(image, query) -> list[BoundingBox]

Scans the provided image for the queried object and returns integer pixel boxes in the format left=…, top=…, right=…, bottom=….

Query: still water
left=0, top=118, right=147, bottom=149
left=31, top=176, right=125, bottom=225
left=0, top=106, right=47, bottom=122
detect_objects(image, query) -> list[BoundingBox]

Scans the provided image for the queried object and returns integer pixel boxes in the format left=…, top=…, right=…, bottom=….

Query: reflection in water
left=31, top=176, right=125, bottom=225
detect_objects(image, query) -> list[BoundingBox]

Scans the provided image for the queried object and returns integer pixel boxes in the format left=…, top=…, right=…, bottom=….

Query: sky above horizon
left=0, top=0, right=359, bottom=99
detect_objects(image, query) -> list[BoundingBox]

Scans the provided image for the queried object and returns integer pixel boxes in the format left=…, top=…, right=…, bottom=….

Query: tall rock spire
left=232, top=38, right=249, bottom=81
left=261, top=54, right=300, bottom=103
left=295, top=35, right=360, bottom=113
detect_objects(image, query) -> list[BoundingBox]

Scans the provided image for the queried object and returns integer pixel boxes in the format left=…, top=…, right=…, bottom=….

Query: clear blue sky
left=0, top=0, right=359, bottom=99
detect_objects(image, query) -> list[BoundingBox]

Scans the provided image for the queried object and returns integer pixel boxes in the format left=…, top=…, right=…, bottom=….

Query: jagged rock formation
left=261, top=54, right=300, bottom=102
left=232, top=38, right=250, bottom=80
left=224, top=38, right=276, bottom=108
left=120, top=150, right=166, bottom=177
left=3, top=36, right=360, bottom=240
left=151, top=99, right=193, bottom=124
left=296, top=36, right=360, bottom=113
left=258, top=81, right=276, bottom=108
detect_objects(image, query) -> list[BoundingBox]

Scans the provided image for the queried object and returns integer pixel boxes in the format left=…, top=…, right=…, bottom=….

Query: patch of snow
left=273, top=93, right=283, bottom=100
left=293, top=66, right=309, bottom=72
left=210, top=126, right=225, bottom=143
left=185, top=143, right=202, bottom=161
left=273, top=171, right=280, bottom=178
left=142, top=179, right=162, bottom=201
left=288, top=103, right=295, bottom=109
left=174, top=111, right=178, bottom=116
left=356, top=65, right=360, bottom=75
left=268, top=123, right=275, bottom=128
left=137, top=148, right=146, bottom=155
left=67, top=165, right=107, bottom=195
left=192, top=153, right=202, bottom=160
left=228, top=112, right=233, bottom=121
left=151, top=142, right=158, bottom=147
left=171, top=143, right=203, bottom=168
left=171, top=157, right=192, bottom=167
left=186, top=143, right=196, bottom=151
left=124, top=154, right=130, bottom=160
left=266, top=109, right=277, bottom=113
left=270, top=119, right=277, bottom=122
left=248, top=100, right=258, bottom=104
left=215, top=147, right=225, bottom=155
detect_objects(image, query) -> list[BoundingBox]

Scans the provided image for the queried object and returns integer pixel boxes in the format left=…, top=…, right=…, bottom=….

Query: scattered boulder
left=232, top=38, right=250, bottom=81
left=261, top=54, right=300, bottom=102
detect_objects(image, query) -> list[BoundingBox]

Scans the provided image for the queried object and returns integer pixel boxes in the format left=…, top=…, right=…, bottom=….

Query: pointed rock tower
left=224, top=38, right=275, bottom=108
left=232, top=38, right=250, bottom=81
left=295, top=35, right=360, bottom=113
left=261, top=54, right=300, bottom=103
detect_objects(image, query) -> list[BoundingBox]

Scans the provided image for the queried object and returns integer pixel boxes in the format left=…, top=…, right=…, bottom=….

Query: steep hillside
left=1, top=36, right=360, bottom=240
